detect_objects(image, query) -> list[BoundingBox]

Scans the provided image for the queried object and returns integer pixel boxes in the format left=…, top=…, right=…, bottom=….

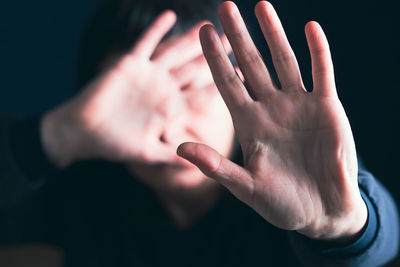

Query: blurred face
left=110, top=33, right=236, bottom=192
left=132, top=91, right=235, bottom=192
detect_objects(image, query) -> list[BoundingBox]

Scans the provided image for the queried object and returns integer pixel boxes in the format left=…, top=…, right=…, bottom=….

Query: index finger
left=130, top=11, right=177, bottom=59
left=200, top=24, right=252, bottom=110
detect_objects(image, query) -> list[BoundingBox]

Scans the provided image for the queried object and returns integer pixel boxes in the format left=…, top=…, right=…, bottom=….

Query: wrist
left=298, top=195, right=368, bottom=244
left=40, top=105, right=83, bottom=168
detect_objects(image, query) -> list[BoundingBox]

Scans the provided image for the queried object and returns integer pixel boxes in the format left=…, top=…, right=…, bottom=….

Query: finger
left=154, top=21, right=208, bottom=69
left=172, top=55, right=213, bottom=88
left=171, top=34, right=233, bottom=88
left=149, top=34, right=178, bottom=59
left=305, top=21, right=337, bottom=97
left=130, top=11, right=177, bottom=58
left=218, top=1, right=276, bottom=100
left=255, top=1, right=304, bottom=92
left=184, top=82, right=220, bottom=111
left=177, top=142, right=254, bottom=204
left=200, top=24, right=252, bottom=111
left=176, top=63, right=242, bottom=93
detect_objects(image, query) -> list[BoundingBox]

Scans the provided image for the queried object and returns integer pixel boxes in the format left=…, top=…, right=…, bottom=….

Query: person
left=0, top=0, right=398, bottom=266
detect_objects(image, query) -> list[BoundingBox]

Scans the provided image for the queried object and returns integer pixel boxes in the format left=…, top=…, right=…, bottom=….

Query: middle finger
left=255, top=1, right=304, bottom=91
left=153, top=21, right=207, bottom=69
left=172, top=55, right=213, bottom=89
left=219, top=1, right=276, bottom=100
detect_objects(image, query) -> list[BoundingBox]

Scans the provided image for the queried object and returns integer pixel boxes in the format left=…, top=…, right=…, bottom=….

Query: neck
left=154, top=179, right=223, bottom=230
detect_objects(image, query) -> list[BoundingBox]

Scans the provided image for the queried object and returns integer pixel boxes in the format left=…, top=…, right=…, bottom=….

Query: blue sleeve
left=289, top=158, right=400, bottom=266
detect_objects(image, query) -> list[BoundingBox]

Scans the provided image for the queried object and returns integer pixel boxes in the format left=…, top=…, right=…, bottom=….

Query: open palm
left=178, top=1, right=367, bottom=241
left=53, top=12, right=216, bottom=165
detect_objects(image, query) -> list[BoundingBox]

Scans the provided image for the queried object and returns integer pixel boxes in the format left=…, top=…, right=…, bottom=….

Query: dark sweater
left=0, top=115, right=399, bottom=266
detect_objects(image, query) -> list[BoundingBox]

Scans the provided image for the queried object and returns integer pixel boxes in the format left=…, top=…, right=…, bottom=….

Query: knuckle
left=313, top=65, right=333, bottom=77
left=265, top=27, right=279, bottom=36
left=311, top=47, right=327, bottom=57
left=314, top=70, right=334, bottom=81
left=239, top=52, right=262, bottom=67
left=209, top=52, right=225, bottom=63
left=217, top=72, right=239, bottom=86
left=314, top=68, right=329, bottom=77
left=273, top=50, right=294, bottom=65
left=230, top=31, right=244, bottom=44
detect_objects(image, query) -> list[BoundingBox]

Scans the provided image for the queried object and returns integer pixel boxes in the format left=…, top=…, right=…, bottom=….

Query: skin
left=41, top=11, right=235, bottom=228
left=42, top=12, right=234, bottom=168
left=178, top=1, right=367, bottom=242
left=42, top=1, right=367, bottom=241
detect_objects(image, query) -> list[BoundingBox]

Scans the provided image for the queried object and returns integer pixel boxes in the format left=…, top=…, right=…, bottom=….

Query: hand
left=41, top=11, right=220, bottom=167
left=178, top=1, right=367, bottom=242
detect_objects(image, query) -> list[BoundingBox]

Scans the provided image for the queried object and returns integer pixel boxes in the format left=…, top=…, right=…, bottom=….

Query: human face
left=130, top=92, right=235, bottom=191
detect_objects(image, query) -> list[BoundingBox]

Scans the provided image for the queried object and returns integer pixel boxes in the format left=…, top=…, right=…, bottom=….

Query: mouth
left=173, top=156, right=196, bottom=168
left=156, top=156, right=196, bottom=171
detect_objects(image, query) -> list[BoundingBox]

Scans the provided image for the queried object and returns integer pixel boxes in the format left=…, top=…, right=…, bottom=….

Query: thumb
left=177, top=142, right=253, bottom=204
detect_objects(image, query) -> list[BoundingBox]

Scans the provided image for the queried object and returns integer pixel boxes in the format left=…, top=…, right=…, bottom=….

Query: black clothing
left=0, top=115, right=399, bottom=266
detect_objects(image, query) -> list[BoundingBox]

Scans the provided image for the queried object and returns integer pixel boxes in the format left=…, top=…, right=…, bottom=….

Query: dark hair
left=76, top=0, right=224, bottom=89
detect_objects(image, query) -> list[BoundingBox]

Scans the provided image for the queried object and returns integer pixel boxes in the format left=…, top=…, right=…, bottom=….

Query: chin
left=156, top=163, right=216, bottom=191
left=161, top=166, right=210, bottom=189
left=128, top=162, right=212, bottom=191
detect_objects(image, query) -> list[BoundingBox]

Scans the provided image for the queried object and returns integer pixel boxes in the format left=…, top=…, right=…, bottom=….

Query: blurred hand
left=178, top=1, right=367, bottom=242
left=41, top=11, right=227, bottom=167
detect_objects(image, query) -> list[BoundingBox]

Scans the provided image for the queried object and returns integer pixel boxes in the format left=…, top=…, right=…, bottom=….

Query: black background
left=0, top=0, right=399, bottom=231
